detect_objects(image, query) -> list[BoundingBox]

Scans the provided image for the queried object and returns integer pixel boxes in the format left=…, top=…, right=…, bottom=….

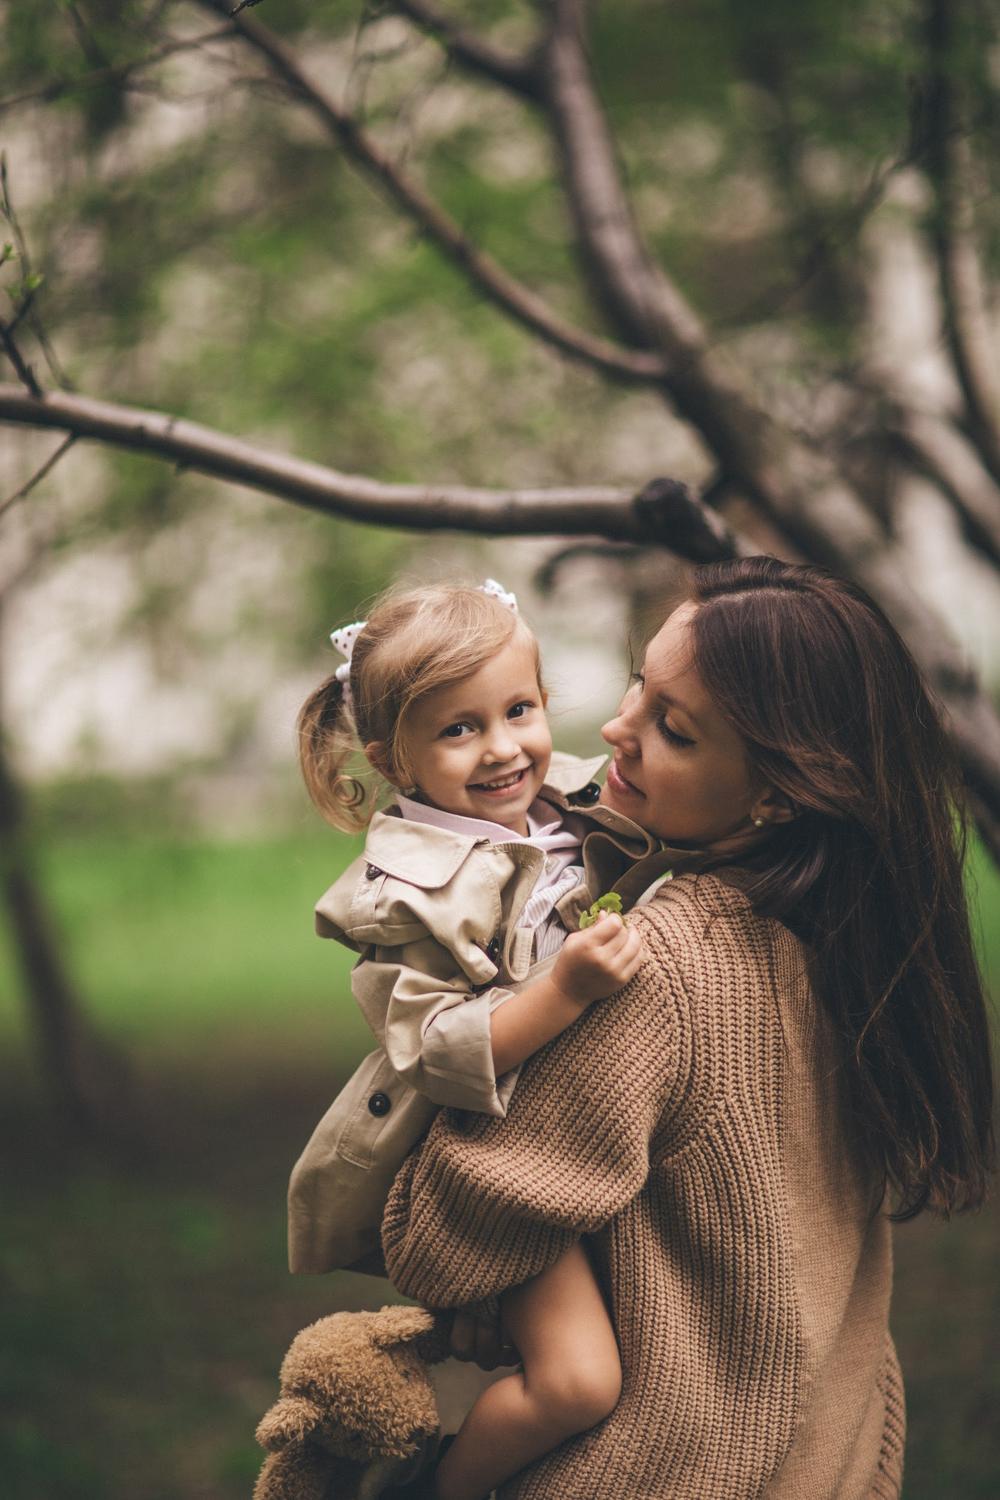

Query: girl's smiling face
left=600, top=601, right=774, bottom=848
left=396, top=633, right=552, bottom=835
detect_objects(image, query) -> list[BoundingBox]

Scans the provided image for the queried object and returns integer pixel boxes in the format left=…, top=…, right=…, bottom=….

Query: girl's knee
left=531, top=1356, right=623, bottom=1436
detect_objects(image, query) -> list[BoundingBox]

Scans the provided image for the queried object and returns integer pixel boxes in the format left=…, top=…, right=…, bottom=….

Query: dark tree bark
left=0, top=649, right=137, bottom=1143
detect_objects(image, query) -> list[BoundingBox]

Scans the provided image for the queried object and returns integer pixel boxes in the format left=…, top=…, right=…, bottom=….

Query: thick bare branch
left=3, top=381, right=999, bottom=851
left=889, top=408, right=1000, bottom=569
left=392, top=1, right=543, bottom=101
left=543, top=0, right=707, bottom=360
left=0, top=384, right=733, bottom=557
left=532, top=3, right=1000, bottom=839
left=923, top=0, right=1000, bottom=485
left=193, top=0, right=666, bottom=386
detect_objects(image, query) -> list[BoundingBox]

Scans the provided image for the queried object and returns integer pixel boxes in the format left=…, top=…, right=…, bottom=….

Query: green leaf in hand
left=578, top=891, right=624, bottom=929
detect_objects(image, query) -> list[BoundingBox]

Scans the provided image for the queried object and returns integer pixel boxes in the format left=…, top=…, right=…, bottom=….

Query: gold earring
left=753, top=816, right=766, bottom=828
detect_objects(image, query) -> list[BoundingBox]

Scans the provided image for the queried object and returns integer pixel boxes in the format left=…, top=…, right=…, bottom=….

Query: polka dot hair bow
left=329, top=619, right=365, bottom=707
left=480, top=578, right=518, bottom=614
left=329, top=579, right=518, bottom=708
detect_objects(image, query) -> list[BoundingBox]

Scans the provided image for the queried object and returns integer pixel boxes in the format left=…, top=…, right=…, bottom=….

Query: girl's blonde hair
left=298, top=582, right=541, bottom=831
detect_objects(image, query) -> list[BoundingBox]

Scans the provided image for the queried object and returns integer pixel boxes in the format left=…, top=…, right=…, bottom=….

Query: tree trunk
left=0, top=731, right=138, bottom=1143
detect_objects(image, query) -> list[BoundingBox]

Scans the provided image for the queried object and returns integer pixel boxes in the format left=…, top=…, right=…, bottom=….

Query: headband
left=330, top=579, right=519, bottom=708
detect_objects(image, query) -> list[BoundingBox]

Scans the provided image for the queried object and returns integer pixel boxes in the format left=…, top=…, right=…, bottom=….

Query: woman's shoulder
left=631, top=869, right=802, bottom=986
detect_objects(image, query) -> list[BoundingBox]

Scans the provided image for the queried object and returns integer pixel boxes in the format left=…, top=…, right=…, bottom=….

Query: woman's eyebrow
left=654, top=690, right=700, bottom=730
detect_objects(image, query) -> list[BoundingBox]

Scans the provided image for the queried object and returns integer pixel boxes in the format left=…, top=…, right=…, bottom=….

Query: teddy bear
left=253, top=1304, right=453, bottom=1500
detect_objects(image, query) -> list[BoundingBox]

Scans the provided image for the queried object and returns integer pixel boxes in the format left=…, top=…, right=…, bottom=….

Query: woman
left=382, top=557, right=994, bottom=1500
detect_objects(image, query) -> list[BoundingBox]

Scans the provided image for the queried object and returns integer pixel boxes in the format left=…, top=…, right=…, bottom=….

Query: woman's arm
left=382, top=930, right=689, bottom=1309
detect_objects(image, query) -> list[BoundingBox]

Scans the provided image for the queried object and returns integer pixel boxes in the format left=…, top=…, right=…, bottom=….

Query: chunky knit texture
left=382, top=873, right=905, bottom=1500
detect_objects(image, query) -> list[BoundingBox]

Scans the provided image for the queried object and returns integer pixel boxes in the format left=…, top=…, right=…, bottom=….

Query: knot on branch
left=633, top=477, right=737, bottom=563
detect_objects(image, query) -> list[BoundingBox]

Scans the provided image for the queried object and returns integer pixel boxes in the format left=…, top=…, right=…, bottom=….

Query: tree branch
left=0, top=384, right=736, bottom=556
left=392, top=0, right=543, bottom=101
left=0, top=27, right=236, bottom=117
left=0, top=434, right=77, bottom=522
left=193, top=0, right=666, bottom=386
left=0, top=319, right=42, bottom=398
left=922, top=0, right=1000, bottom=487
left=888, top=406, right=1000, bottom=570
left=542, top=0, right=707, bottom=360
left=0, top=155, right=71, bottom=390
left=532, top=2, right=1000, bottom=844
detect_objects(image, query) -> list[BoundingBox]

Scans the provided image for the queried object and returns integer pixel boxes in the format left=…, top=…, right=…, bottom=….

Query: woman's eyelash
left=629, top=672, right=691, bottom=744
left=658, top=719, right=693, bottom=747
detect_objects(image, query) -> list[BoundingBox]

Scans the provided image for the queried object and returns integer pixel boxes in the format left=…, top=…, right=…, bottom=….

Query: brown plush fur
left=254, top=1305, right=452, bottom=1500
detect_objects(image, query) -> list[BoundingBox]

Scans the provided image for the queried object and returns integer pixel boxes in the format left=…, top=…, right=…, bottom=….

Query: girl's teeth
left=477, top=770, right=523, bottom=790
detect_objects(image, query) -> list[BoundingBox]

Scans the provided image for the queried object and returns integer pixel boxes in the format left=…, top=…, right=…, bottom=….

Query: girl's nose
left=482, top=721, right=519, bottom=763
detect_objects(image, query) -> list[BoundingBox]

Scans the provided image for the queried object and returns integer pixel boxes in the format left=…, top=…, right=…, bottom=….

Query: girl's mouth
left=606, top=758, right=643, bottom=798
left=469, top=767, right=529, bottom=794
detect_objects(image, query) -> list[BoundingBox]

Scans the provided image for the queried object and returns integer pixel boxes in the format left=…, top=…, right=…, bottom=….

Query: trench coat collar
left=363, top=750, right=649, bottom=889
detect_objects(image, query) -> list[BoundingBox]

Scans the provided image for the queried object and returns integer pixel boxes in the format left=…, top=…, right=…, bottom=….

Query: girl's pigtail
left=297, top=673, right=371, bottom=832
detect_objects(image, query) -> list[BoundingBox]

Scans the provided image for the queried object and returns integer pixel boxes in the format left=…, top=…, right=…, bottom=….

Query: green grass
left=0, top=827, right=375, bottom=1066
left=2, top=824, right=998, bottom=1498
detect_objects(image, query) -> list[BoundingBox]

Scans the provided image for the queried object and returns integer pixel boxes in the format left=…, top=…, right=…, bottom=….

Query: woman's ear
left=750, top=788, right=797, bottom=827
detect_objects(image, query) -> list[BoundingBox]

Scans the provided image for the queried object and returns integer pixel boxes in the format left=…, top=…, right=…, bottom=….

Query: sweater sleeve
left=381, top=929, right=691, bottom=1308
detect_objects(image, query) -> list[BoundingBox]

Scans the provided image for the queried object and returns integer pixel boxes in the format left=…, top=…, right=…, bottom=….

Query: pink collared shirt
left=395, top=793, right=585, bottom=962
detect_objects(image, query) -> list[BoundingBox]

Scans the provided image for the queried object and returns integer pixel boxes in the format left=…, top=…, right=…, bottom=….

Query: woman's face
left=600, top=600, right=767, bottom=847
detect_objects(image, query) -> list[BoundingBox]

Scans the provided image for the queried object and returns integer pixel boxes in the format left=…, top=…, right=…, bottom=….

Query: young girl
left=289, top=579, right=656, bottom=1500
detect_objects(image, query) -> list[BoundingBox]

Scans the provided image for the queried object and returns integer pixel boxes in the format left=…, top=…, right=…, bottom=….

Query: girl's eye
left=442, top=722, right=473, bottom=739
left=507, top=701, right=533, bottom=720
left=658, top=719, right=693, bottom=748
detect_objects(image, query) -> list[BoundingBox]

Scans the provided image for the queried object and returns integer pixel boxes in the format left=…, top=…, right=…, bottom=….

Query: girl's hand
left=551, top=912, right=643, bottom=1011
left=449, top=1305, right=520, bottom=1371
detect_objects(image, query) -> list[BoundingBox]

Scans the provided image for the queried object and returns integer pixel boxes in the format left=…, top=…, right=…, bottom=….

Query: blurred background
left=1, top=2, right=998, bottom=1496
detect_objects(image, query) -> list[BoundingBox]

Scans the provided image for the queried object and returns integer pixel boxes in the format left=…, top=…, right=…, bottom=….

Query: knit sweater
left=382, top=873, right=905, bottom=1500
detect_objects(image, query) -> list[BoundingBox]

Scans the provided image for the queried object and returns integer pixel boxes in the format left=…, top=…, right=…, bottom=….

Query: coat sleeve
left=352, top=935, right=521, bottom=1117
left=381, top=929, right=692, bottom=1309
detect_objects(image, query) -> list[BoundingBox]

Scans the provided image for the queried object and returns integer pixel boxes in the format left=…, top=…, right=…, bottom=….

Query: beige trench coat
left=287, top=752, right=658, bottom=1275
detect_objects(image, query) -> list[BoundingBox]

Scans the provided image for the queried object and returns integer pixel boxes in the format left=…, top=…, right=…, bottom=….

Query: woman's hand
left=551, top=912, right=643, bottom=1011
left=449, top=1304, right=520, bottom=1371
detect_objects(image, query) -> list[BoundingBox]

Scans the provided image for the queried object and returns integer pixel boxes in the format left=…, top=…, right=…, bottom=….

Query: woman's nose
left=602, top=702, right=638, bottom=755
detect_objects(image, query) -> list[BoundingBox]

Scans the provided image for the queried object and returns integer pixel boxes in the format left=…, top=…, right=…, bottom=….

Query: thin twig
left=0, top=155, right=71, bottom=390
left=0, top=27, right=236, bottom=117
left=0, top=434, right=76, bottom=522
left=0, top=320, right=42, bottom=398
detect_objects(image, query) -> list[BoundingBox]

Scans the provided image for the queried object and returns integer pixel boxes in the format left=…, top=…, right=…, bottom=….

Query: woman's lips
left=606, top=758, right=643, bottom=798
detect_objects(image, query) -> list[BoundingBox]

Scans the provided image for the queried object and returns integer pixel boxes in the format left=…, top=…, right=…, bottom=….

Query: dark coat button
left=365, top=864, right=382, bottom=880
left=572, top=781, right=601, bottom=806
left=368, top=1091, right=391, bottom=1116
left=485, top=937, right=501, bottom=965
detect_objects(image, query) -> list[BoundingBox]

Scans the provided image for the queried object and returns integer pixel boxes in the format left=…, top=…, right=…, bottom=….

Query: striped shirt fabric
left=394, top=794, right=585, bottom=963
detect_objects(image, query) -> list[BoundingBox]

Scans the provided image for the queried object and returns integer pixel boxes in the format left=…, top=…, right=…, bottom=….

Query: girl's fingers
left=591, top=910, right=625, bottom=941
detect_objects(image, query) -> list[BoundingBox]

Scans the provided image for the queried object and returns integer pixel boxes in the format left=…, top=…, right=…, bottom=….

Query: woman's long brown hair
left=689, top=556, right=994, bottom=1219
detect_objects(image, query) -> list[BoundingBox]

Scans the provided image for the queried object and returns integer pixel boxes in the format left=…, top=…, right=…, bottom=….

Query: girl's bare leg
left=433, top=1241, right=622, bottom=1500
